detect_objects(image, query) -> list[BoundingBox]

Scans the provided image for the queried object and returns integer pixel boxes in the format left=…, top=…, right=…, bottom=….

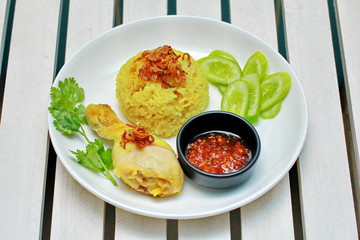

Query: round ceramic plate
left=49, top=16, right=308, bottom=219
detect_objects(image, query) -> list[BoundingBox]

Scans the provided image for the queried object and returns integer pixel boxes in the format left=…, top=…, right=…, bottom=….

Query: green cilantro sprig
left=49, top=77, right=117, bottom=186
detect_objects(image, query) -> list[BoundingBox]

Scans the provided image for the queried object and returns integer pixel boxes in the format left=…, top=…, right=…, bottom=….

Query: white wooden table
left=0, top=0, right=359, bottom=239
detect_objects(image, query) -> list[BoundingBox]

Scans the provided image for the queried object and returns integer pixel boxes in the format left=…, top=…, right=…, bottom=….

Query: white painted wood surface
left=0, top=0, right=60, bottom=238
left=115, top=211, right=167, bottom=240
left=283, top=0, right=358, bottom=239
left=123, top=0, right=167, bottom=22
left=0, top=0, right=7, bottom=45
left=336, top=0, right=360, bottom=227
left=241, top=179, right=295, bottom=239
left=50, top=1, right=114, bottom=239
left=114, top=1, right=168, bottom=239
left=230, top=1, right=295, bottom=239
left=177, top=0, right=221, bottom=18
left=179, top=213, right=230, bottom=239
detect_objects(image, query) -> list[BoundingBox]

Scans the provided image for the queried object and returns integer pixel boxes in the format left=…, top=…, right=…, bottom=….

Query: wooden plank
left=230, top=0, right=295, bottom=239
left=114, top=1, right=168, bottom=239
left=50, top=1, right=114, bottom=239
left=175, top=2, right=232, bottom=239
left=0, top=0, right=7, bottom=45
left=231, top=0, right=279, bottom=50
left=240, top=179, right=294, bottom=239
left=179, top=213, right=230, bottom=239
left=0, top=0, right=60, bottom=238
left=177, top=0, right=221, bottom=18
left=282, top=0, right=358, bottom=238
left=336, top=0, right=360, bottom=231
left=123, top=0, right=167, bottom=22
left=50, top=169, right=106, bottom=239
left=115, top=211, right=167, bottom=240
left=177, top=0, right=220, bottom=17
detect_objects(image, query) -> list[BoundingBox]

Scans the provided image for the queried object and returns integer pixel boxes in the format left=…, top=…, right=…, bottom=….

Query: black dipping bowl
left=176, top=111, right=261, bottom=189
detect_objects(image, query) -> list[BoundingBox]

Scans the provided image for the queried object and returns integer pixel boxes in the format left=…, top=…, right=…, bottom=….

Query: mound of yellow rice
left=116, top=46, right=209, bottom=138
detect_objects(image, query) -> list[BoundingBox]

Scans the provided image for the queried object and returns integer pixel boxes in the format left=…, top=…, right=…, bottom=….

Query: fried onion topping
left=120, top=124, right=155, bottom=149
left=137, top=45, right=191, bottom=88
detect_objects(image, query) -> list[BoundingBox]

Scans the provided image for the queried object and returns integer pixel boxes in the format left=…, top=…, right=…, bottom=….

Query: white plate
left=49, top=16, right=308, bottom=219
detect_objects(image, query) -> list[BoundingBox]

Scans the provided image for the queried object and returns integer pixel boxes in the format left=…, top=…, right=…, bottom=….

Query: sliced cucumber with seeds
left=198, top=57, right=241, bottom=85
left=216, top=84, right=228, bottom=94
left=221, top=81, right=249, bottom=118
left=260, top=72, right=291, bottom=111
left=199, top=49, right=291, bottom=124
left=209, top=50, right=239, bottom=64
left=243, top=51, right=268, bottom=81
left=261, top=101, right=282, bottom=119
left=240, top=74, right=261, bottom=124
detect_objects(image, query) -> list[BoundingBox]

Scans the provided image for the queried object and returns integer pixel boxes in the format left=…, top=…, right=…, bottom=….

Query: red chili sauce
left=185, top=131, right=251, bottom=174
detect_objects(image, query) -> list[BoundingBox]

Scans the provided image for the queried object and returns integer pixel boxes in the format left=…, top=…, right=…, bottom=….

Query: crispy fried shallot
left=137, top=45, right=191, bottom=88
left=120, top=124, right=155, bottom=149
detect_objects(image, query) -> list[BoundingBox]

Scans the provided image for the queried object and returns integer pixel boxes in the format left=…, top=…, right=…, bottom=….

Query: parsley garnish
left=49, top=77, right=117, bottom=186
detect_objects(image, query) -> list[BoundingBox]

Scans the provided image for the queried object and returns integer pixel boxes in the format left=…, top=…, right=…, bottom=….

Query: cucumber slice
left=240, top=74, right=261, bottom=124
left=221, top=81, right=249, bottom=118
left=261, top=101, right=282, bottom=119
left=197, top=56, right=209, bottom=65
left=216, top=84, right=228, bottom=94
left=199, top=57, right=241, bottom=85
left=209, top=50, right=238, bottom=64
left=243, top=51, right=268, bottom=81
left=260, top=72, right=291, bottom=111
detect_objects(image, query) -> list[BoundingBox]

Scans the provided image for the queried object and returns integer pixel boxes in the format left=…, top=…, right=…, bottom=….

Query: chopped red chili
left=185, top=131, right=251, bottom=174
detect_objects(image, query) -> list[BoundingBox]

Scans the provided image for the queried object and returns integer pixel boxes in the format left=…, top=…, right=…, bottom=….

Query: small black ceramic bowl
left=176, top=111, right=261, bottom=189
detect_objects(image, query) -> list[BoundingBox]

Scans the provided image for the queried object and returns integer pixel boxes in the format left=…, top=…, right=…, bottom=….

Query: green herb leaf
left=85, top=139, right=108, bottom=170
left=48, top=77, right=86, bottom=135
left=100, top=148, right=114, bottom=170
left=49, top=77, right=116, bottom=186
left=71, top=139, right=117, bottom=186
left=74, top=104, right=87, bottom=125
left=71, top=149, right=100, bottom=172
left=53, top=111, right=82, bottom=134
left=50, top=77, right=85, bottom=111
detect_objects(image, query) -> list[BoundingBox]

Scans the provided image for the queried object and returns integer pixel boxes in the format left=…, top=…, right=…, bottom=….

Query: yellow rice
left=116, top=47, right=209, bottom=138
